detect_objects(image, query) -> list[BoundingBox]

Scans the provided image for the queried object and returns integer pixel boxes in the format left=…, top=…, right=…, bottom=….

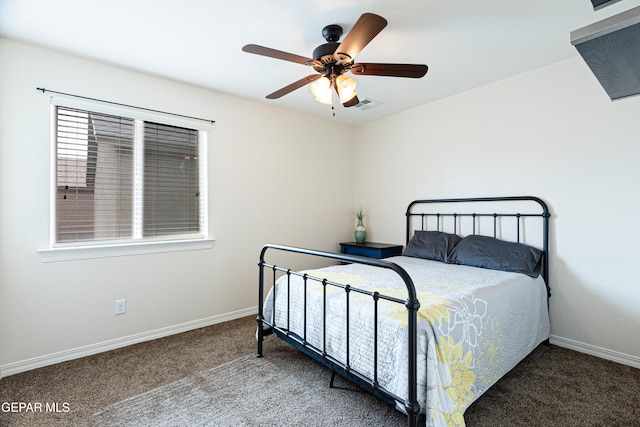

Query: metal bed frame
left=257, top=196, right=550, bottom=427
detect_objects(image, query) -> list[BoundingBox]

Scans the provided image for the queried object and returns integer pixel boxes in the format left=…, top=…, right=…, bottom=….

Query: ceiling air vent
left=571, top=5, right=640, bottom=100
left=354, top=98, right=382, bottom=110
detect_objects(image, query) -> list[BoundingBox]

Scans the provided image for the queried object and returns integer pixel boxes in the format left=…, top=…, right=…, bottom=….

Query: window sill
left=38, top=238, right=215, bottom=263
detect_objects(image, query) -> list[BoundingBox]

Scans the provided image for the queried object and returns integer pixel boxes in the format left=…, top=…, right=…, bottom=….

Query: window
left=47, top=99, right=210, bottom=256
left=56, top=107, right=136, bottom=243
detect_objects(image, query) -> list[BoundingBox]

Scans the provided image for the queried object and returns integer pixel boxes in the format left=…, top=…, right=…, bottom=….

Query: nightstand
left=339, top=242, right=403, bottom=259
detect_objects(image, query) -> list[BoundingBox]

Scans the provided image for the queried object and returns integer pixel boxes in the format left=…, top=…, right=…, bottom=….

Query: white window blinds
left=55, top=106, right=203, bottom=245
left=143, top=122, right=199, bottom=237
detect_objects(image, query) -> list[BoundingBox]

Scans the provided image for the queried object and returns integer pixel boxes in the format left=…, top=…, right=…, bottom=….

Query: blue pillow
left=403, top=231, right=462, bottom=263
left=448, top=235, right=543, bottom=277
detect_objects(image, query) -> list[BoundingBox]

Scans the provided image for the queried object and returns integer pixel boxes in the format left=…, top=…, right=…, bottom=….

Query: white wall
left=3, top=36, right=639, bottom=375
left=0, top=38, right=356, bottom=374
left=354, top=56, right=640, bottom=364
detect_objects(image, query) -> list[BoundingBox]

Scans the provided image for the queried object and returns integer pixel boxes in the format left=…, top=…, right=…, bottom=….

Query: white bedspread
left=262, top=256, right=550, bottom=427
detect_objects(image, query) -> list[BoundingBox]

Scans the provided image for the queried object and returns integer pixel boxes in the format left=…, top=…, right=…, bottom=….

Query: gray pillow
left=403, top=231, right=462, bottom=263
left=448, top=235, right=543, bottom=277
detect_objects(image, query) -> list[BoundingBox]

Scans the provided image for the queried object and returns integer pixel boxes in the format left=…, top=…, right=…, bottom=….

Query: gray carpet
left=2, top=315, right=640, bottom=427
left=92, top=351, right=404, bottom=426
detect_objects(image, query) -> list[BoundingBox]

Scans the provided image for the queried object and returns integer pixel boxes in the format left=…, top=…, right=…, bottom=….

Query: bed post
left=406, top=296, right=421, bottom=427
left=542, top=206, right=551, bottom=296
left=389, top=259, right=421, bottom=427
left=257, top=246, right=269, bottom=358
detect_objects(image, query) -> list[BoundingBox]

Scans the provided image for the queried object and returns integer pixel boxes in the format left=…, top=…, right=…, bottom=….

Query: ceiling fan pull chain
left=331, top=76, right=336, bottom=116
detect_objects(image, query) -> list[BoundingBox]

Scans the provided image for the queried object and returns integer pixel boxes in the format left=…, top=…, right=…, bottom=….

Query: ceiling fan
left=242, top=13, right=428, bottom=114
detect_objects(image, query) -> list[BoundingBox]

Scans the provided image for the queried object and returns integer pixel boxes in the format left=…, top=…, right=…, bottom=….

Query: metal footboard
left=257, top=243, right=422, bottom=427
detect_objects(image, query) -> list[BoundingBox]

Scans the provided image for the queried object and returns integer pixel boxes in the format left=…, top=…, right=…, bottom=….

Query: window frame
left=39, top=96, right=213, bottom=262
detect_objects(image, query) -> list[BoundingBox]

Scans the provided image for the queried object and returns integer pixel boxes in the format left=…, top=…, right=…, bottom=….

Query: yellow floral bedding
left=263, top=256, right=549, bottom=427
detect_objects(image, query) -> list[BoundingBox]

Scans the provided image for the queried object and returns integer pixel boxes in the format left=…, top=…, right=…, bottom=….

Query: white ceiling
left=2, top=0, right=640, bottom=126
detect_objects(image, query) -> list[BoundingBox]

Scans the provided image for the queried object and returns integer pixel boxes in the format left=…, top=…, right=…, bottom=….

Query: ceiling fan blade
left=351, top=63, right=428, bottom=78
left=334, top=13, right=387, bottom=62
left=266, top=74, right=321, bottom=99
left=342, top=95, right=360, bottom=108
left=242, top=44, right=317, bottom=65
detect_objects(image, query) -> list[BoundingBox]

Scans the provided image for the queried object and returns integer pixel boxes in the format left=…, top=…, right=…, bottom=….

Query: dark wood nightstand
left=339, top=242, right=403, bottom=259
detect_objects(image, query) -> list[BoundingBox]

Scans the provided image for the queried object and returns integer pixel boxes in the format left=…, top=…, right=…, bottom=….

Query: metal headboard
left=405, top=196, right=551, bottom=291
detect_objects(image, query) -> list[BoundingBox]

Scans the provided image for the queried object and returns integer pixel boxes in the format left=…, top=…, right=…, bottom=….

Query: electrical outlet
left=115, top=299, right=126, bottom=315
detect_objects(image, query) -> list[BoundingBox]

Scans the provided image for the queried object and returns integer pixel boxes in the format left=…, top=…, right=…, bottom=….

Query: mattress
left=262, top=255, right=550, bottom=427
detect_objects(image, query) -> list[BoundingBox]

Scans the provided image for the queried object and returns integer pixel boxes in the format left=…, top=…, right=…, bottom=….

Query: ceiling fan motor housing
left=313, top=42, right=339, bottom=63
left=313, top=24, right=346, bottom=64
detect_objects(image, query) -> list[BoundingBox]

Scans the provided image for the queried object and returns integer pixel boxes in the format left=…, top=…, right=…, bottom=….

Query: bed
left=257, top=196, right=551, bottom=427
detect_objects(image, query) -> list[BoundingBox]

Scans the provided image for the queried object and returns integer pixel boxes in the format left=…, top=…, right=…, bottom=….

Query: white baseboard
left=550, top=334, right=640, bottom=369
left=0, top=307, right=258, bottom=379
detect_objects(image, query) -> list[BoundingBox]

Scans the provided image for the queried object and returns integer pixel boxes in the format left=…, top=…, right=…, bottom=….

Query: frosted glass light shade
left=310, top=77, right=332, bottom=105
left=336, top=74, right=357, bottom=103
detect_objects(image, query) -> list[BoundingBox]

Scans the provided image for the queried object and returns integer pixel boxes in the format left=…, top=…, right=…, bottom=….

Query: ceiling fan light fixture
left=310, top=76, right=333, bottom=104
left=336, top=74, right=357, bottom=103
